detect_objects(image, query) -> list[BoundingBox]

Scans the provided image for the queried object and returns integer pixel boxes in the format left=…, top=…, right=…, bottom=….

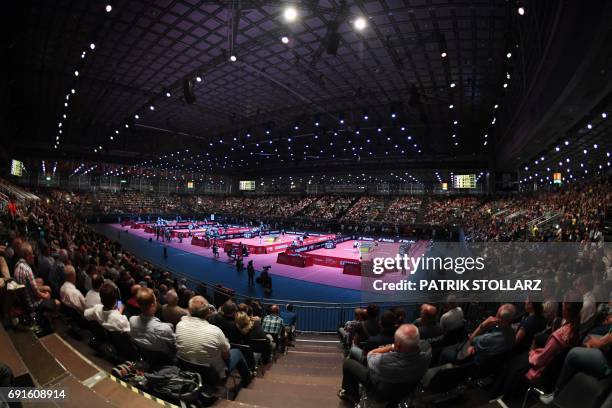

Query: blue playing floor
left=94, top=224, right=361, bottom=303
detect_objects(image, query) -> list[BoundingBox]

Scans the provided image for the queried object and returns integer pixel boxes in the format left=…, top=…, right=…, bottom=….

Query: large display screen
left=10, top=160, right=24, bottom=177
left=453, top=174, right=476, bottom=189
left=239, top=180, right=255, bottom=191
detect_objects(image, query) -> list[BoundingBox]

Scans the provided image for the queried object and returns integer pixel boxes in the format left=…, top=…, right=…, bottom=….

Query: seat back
left=370, top=380, right=420, bottom=405
left=554, top=372, right=612, bottom=408
left=62, top=304, right=88, bottom=329
left=442, top=325, right=466, bottom=346
left=424, top=362, right=475, bottom=393
left=88, top=320, right=109, bottom=343
left=107, top=330, right=140, bottom=361
left=176, top=356, right=220, bottom=385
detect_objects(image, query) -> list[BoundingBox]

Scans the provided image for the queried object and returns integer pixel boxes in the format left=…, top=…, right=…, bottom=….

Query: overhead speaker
left=325, top=21, right=340, bottom=55
left=183, top=79, right=196, bottom=104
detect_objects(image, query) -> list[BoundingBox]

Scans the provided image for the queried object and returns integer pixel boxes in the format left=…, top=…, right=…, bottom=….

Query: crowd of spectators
left=0, top=192, right=300, bottom=397
left=336, top=296, right=611, bottom=406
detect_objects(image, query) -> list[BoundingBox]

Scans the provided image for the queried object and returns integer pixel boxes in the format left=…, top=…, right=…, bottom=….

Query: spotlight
left=71, top=89, right=75, bottom=94
left=518, top=6, right=525, bottom=15
left=602, top=112, right=608, bottom=118
left=165, top=92, right=171, bottom=97
left=74, top=70, right=79, bottom=76
left=453, top=120, right=458, bottom=125
left=149, top=105, right=155, bottom=110
left=354, top=17, right=367, bottom=31
left=134, top=114, right=140, bottom=119
left=587, top=123, right=592, bottom=129
left=284, top=6, right=297, bottom=22
left=506, top=52, right=512, bottom=59
left=196, top=76, right=202, bottom=82
left=230, top=55, right=237, bottom=62
left=449, top=104, right=454, bottom=109
left=363, top=109, right=369, bottom=120
left=503, top=83, right=508, bottom=88
left=441, top=52, right=447, bottom=58
left=105, top=4, right=112, bottom=12
left=450, top=82, right=455, bottom=88
left=90, top=43, right=95, bottom=50
left=281, top=36, right=289, bottom=44
left=494, top=104, right=499, bottom=109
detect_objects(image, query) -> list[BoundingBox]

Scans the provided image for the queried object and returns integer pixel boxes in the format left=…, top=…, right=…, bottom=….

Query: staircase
left=233, top=333, right=350, bottom=408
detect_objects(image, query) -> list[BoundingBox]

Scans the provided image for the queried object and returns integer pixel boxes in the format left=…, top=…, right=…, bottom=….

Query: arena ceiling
left=3, top=0, right=612, bottom=180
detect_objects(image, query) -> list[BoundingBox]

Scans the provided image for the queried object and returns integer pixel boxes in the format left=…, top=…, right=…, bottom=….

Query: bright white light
left=74, top=70, right=79, bottom=76
left=281, top=36, right=289, bottom=44
left=503, top=83, right=508, bottom=88
left=518, top=7, right=525, bottom=15
left=134, top=114, right=139, bottom=119
left=453, top=120, right=458, bottom=125
left=354, top=17, right=367, bottom=31
left=506, top=52, right=512, bottom=59
left=587, top=123, right=592, bottom=129
left=166, top=92, right=171, bottom=97
left=284, top=6, right=297, bottom=22
left=450, top=82, right=455, bottom=88
left=196, top=76, right=202, bottom=82
left=449, top=104, right=454, bottom=109
left=90, top=43, right=95, bottom=50
left=71, top=89, right=75, bottom=94
left=230, top=55, right=237, bottom=62
left=441, top=52, right=447, bottom=58
left=494, top=104, right=499, bottom=109
left=105, top=4, right=112, bottom=12
left=149, top=105, right=155, bottom=110
left=602, top=112, right=608, bottom=118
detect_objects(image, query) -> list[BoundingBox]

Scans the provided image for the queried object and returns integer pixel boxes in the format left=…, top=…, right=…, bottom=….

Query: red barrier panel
left=342, top=262, right=362, bottom=276
left=276, top=252, right=314, bottom=268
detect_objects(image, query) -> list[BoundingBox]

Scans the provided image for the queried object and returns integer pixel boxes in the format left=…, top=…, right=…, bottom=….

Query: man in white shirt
left=176, top=296, right=251, bottom=387
left=575, top=275, right=596, bottom=326
left=84, top=282, right=129, bottom=332
left=60, top=265, right=87, bottom=313
left=84, top=273, right=104, bottom=309
left=440, top=296, right=464, bottom=333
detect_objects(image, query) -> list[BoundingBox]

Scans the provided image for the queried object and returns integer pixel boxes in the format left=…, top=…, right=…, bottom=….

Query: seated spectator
left=440, top=296, right=464, bottom=333
left=491, top=301, right=582, bottom=400
left=339, top=308, right=367, bottom=348
left=210, top=300, right=242, bottom=343
left=540, top=328, right=612, bottom=404
left=60, top=265, right=87, bottom=313
left=349, top=310, right=398, bottom=362
left=575, top=275, right=596, bottom=329
left=13, top=242, right=59, bottom=330
left=337, top=324, right=431, bottom=403
left=280, top=304, right=297, bottom=343
left=84, top=273, right=104, bottom=309
left=514, top=300, right=546, bottom=352
left=262, top=304, right=286, bottom=349
left=176, top=296, right=251, bottom=387
left=161, top=290, right=188, bottom=328
left=235, top=311, right=272, bottom=363
left=124, top=284, right=142, bottom=318
left=36, top=243, right=55, bottom=286
left=415, top=304, right=444, bottom=342
left=129, top=287, right=175, bottom=360
left=362, top=304, right=381, bottom=338
left=440, top=304, right=516, bottom=365
left=84, top=282, right=130, bottom=332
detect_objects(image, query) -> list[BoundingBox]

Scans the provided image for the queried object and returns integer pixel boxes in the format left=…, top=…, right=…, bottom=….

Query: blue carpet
left=94, top=224, right=361, bottom=303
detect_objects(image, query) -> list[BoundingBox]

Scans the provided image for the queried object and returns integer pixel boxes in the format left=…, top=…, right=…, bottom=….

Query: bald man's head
left=64, top=264, right=76, bottom=283
left=394, top=324, right=420, bottom=352
left=188, top=295, right=209, bottom=318
left=269, top=304, right=279, bottom=315
left=165, top=290, right=178, bottom=306
left=420, top=304, right=438, bottom=324
left=497, top=304, right=516, bottom=325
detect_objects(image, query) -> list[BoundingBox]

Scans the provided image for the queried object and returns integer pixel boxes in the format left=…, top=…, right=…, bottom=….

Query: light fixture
left=518, top=6, right=525, bottom=15
left=230, top=55, right=237, bottom=62
left=71, top=89, right=75, bottom=94
left=441, top=52, right=447, bottom=58
left=134, top=114, right=140, bottom=119
left=149, top=105, right=155, bottom=110
left=602, top=112, right=608, bottom=118
left=74, top=70, right=79, bottom=76
left=195, top=76, right=202, bottom=82
left=450, top=82, right=455, bottom=88
left=90, top=43, right=95, bottom=50
left=283, top=6, right=297, bottom=22
left=165, top=92, right=171, bottom=97
left=281, top=36, right=289, bottom=44
left=105, top=4, right=112, bottom=12
left=354, top=17, right=367, bottom=31
left=506, top=52, right=512, bottom=59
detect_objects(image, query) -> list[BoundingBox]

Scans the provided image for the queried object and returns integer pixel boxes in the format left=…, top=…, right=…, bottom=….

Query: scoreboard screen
left=239, top=180, right=255, bottom=191
left=453, top=174, right=476, bottom=189
left=11, top=160, right=24, bottom=177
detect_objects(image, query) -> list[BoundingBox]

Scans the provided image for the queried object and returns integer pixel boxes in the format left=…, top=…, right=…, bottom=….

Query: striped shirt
left=176, top=316, right=230, bottom=377
left=13, top=260, right=39, bottom=319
